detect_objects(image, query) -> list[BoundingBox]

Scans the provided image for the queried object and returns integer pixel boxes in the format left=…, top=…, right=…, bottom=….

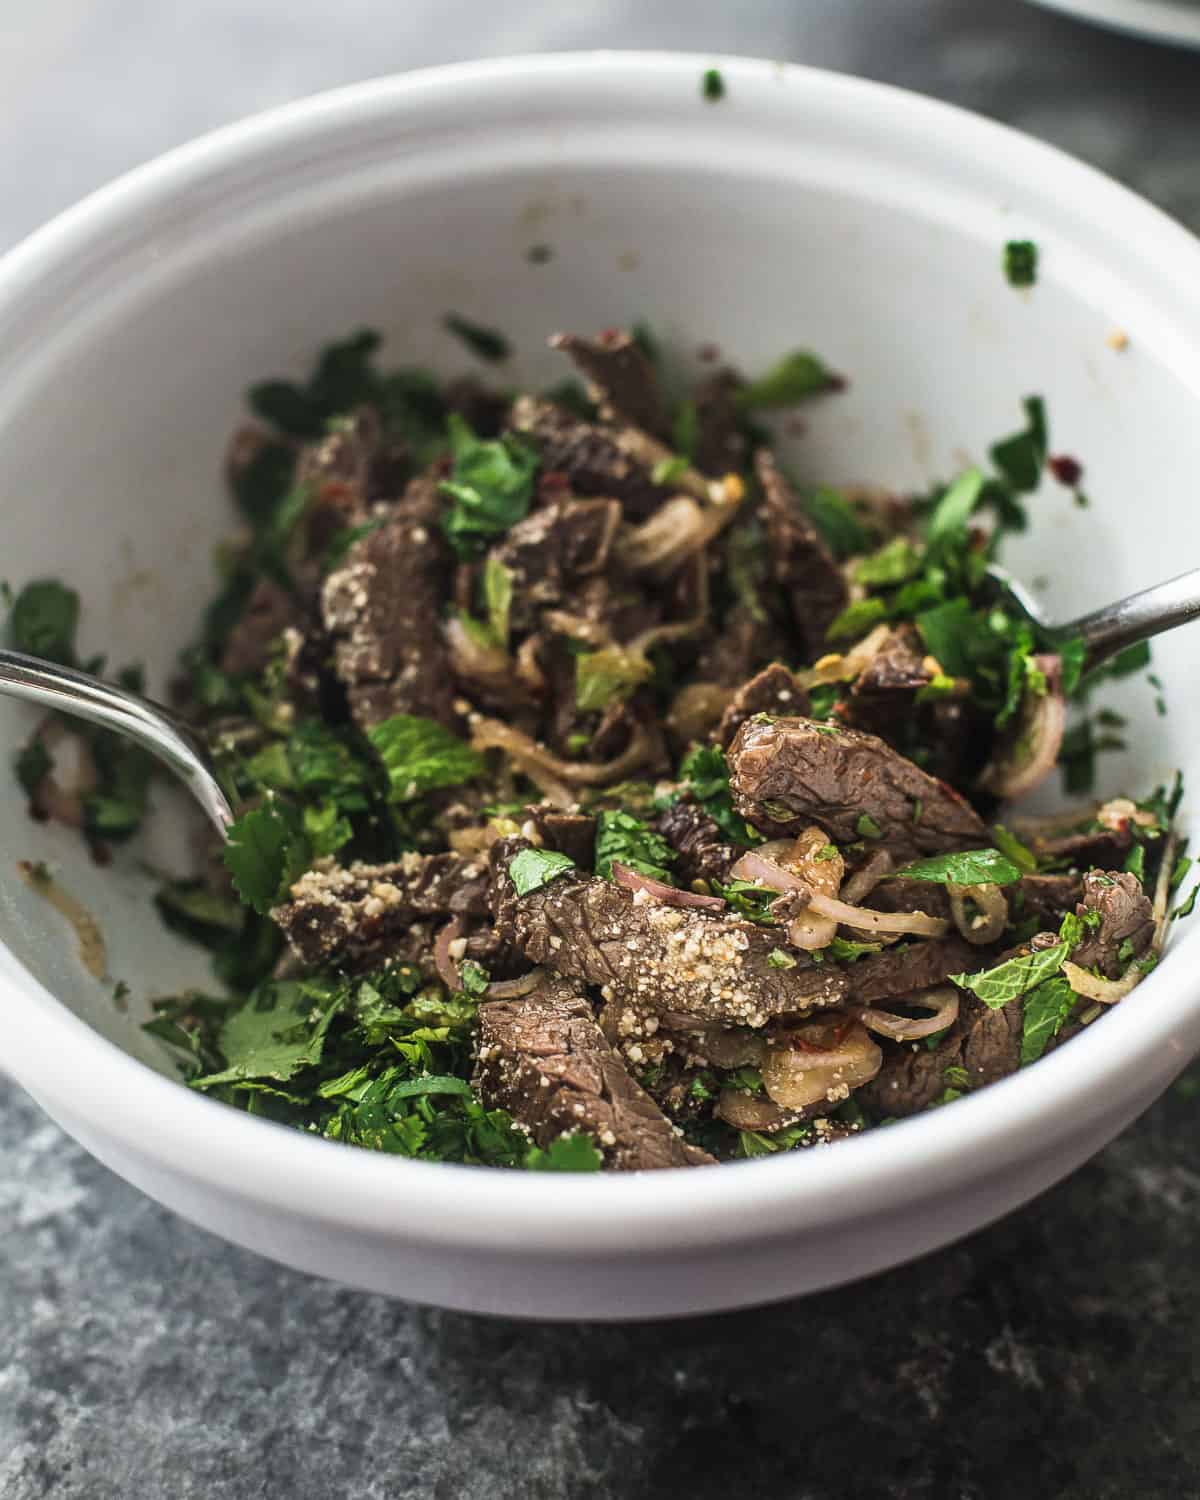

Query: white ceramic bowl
left=4, top=53, right=1200, bottom=1321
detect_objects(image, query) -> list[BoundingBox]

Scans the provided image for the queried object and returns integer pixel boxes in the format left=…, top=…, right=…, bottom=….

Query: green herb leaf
left=951, top=940, right=1069, bottom=1009
left=713, top=878, right=778, bottom=925
left=193, top=980, right=345, bottom=1087
left=927, top=467, right=985, bottom=547
left=1020, top=975, right=1076, bottom=1065
left=767, top=947, right=797, bottom=969
left=439, top=415, right=538, bottom=559
left=826, top=596, right=887, bottom=643
left=367, top=714, right=484, bottom=803
left=852, top=537, right=923, bottom=588
left=827, top=936, right=882, bottom=961
left=483, top=555, right=514, bottom=648
left=594, top=809, right=676, bottom=883
left=458, top=960, right=491, bottom=998
left=991, top=824, right=1037, bottom=875
left=651, top=454, right=691, bottom=486
left=222, top=799, right=311, bottom=915
left=856, top=813, right=883, bottom=840
left=509, top=847, right=577, bottom=896
left=677, top=744, right=763, bottom=846
left=443, top=313, right=511, bottom=363
left=1058, top=636, right=1086, bottom=697
left=671, top=401, right=700, bottom=462
left=575, top=646, right=654, bottom=713
left=990, top=397, right=1047, bottom=494
left=895, top=848, right=1023, bottom=886
left=9, top=580, right=80, bottom=664
left=701, top=67, right=726, bottom=102
left=805, top=487, right=873, bottom=560
left=1004, top=240, right=1038, bottom=288
left=735, top=351, right=837, bottom=410
left=525, top=1132, right=604, bottom=1171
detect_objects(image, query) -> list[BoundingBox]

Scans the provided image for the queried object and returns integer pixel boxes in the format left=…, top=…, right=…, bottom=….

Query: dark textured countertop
left=4, top=4, right=1200, bottom=1496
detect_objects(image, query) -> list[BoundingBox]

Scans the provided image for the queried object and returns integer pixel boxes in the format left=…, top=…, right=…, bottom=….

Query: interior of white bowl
left=3, top=54, right=1200, bottom=1271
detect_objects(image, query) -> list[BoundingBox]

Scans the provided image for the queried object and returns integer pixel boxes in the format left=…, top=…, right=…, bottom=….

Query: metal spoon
left=1, top=563, right=1199, bottom=839
left=0, top=648, right=234, bottom=836
left=986, top=564, right=1200, bottom=674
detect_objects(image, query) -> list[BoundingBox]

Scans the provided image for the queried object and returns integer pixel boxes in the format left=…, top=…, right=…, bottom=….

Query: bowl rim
left=4, top=49, right=1200, bottom=1258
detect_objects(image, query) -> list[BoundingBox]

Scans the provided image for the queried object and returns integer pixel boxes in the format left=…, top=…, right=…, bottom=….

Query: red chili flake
left=1047, top=453, right=1083, bottom=487
left=697, top=343, right=720, bottom=364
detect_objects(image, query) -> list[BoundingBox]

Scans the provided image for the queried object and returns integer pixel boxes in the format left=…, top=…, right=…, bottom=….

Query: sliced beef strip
left=294, top=406, right=379, bottom=555
left=717, top=663, right=811, bottom=749
left=848, top=625, right=932, bottom=736
left=474, top=977, right=713, bottom=1169
left=692, top=369, right=747, bottom=478
left=525, top=807, right=598, bottom=868
left=755, top=448, right=847, bottom=657
left=219, top=577, right=302, bottom=679
left=1070, top=869, right=1154, bottom=977
left=321, top=470, right=457, bottom=730
left=727, top=715, right=990, bottom=864
left=844, top=934, right=984, bottom=1006
left=509, top=395, right=671, bottom=520
left=654, top=799, right=740, bottom=887
left=490, top=497, right=621, bottom=633
left=273, top=853, right=489, bottom=969
left=549, top=331, right=670, bottom=440
left=1029, top=824, right=1134, bottom=870
left=489, top=837, right=849, bottom=1026
left=859, top=992, right=1022, bottom=1119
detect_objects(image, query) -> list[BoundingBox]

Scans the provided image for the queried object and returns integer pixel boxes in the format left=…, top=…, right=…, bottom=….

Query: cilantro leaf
left=714, top=878, right=779, bottom=925
left=735, top=351, right=837, bottom=410
left=525, top=1132, right=604, bottom=1172
left=509, top=847, right=577, bottom=896
left=895, top=848, right=1023, bottom=886
left=575, top=646, right=653, bottom=712
left=443, top=313, right=511, bottom=363
left=827, top=936, right=882, bottom=961
left=677, top=744, right=763, bottom=846
left=595, top=809, right=676, bottom=883
left=192, top=980, right=345, bottom=1087
left=367, top=714, right=484, bottom=803
left=222, top=799, right=311, bottom=915
left=950, top=940, right=1069, bottom=1009
left=1020, top=975, right=1076, bottom=1065
left=9, top=580, right=80, bottom=664
left=439, top=415, right=538, bottom=558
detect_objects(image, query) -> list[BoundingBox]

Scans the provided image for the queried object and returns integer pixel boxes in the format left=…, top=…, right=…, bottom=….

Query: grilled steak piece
left=490, top=497, right=621, bottom=633
left=845, top=934, right=984, bottom=1006
left=273, top=853, right=489, bottom=968
left=489, top=837, right=848, bottom=1026
left=860, top=992, right=1023, bottom=1119
left=849, top=625, right=933, bottom=736
left=727, top=715, right=989, bottom=864
left=654, top=800, right=740, bottom=887
left=525, top=807, right=598, bottom=868
left=1071, top=869, right=1154, bottom=977
left=1027, top=824, right=1134, bottom=870
left=1016, top=873, right=1083, bottom=925
left=549, top=330, right=670, bottom=439
left=321, top=469, right=456, bottom=730
left=509, top=396, right=671, bottom=520
left=692, top=369, right=748, bottom=477
left=755, top=448, right=847, bottom=656
left=474, top=977, right=714, bottom=1169
left=717, top=663, right=810, bottom=748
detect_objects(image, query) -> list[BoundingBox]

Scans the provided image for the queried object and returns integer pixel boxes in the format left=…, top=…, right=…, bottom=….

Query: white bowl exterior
left=3, top=54, right=1200, bottom=1317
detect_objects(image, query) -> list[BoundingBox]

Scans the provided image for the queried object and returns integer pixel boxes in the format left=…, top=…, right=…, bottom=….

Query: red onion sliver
left=857, top=985, right=959, bottom=1040
left=806, top=889, right=949, bottom=937
left=728, top=850, right=808, bottom=893
left=611, top=862, right=727, bottom=911
left=434, top=916, right=465, bottom=992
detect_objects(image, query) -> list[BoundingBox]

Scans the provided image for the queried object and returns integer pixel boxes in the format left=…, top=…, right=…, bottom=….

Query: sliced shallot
left=761, top=1017, right=882, bottom=1110
left=840, top=849, right=895, bottom=906
left=1061, top=959, right=1145, bottom=1005
left=485, top=968, right=547, bottom=999
left=612, top=862, right=727, bottom=911
left=434, top=916, right=465, bottom=992
left=948, top=882, right=1008, bottom=945
left=806, top=889, right=949, bottom=938
left=979, top=653, right=1065, bottom=800
left=857, top=985, right=960, bottom=1040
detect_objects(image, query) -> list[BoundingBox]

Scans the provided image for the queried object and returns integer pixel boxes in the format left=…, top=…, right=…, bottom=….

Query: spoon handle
left=1063, top=567, right=1200, bottom=673
left=0, top=648, right=234, bottom=836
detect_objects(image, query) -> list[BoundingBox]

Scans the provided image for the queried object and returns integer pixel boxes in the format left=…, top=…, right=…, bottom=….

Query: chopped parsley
left=989, top=397, right=1047, bottom=494
left=594, top=809, right=676, bottom=884
left=1003, top=240, right=1038, bottom=288
left=222, top=798, right=311, bottom=916
left=509, top=847, right=577, bottom=896
left=855, top=812, right=883, bottom=840
left=9, top=579, right=80, bottom=664
left=767, top=947, right=797, bottom=969
left=714, top=878, right=779, bottom=925
left=443, top=313, right=511, bottom=363
left=248, top=329, right=383, bottom=439
left=525, top=1133, right=604, bottom=1171
left=701, top=67, right=725, bottom=102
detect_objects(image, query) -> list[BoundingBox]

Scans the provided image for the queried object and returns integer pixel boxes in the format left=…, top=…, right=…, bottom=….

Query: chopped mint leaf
left=714, top=878, right=779, bottom=925
left=575, top=646, right=653, bottom=713
left=701, top=67, right=725, bottom=102
left=9, top=580, right=80, bottom=665
left=443, top=313, right=511, bottom=363
left=895, top=848, right=1022, bottom=886
left=594, top=809, right=676, bottom=884
left=651, top=454, right=691, bottom=486
left=222, top=799, right=311, bottom=915
left=248, top=329, right=382, bottom=438
left=1020, top=975, right=1076, bottom=1065
left=671, top=400, right=700, bottom=462
left=367, top=714, right=484, bottom=803
left=509, top=847, right=577, bottom=897
left=483, top=555, right=513, bottom=648
left=439, top=414, right=538, bottom=558
left=852, top=537, right=922, bottom=588
left=927, top=467, right=985, bottom=547
left=826, top=596, right=887, bottom=642
left=856, top=813, right=883, bottom=840
left=1004, top=240, right=1038, bottom=288
left=951, top=941, right=1069, bottom=1009
left=736, top=351, right=837, bottom=410
left=525, top=1132, right=603, bottom=1172
left=827, top=936, right=882, bottom=961
left=991, top=824, right=1037, bottom=875
left=458, top=960, right=490, bottom=998
left=767, top=947, right=797, bottom=970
